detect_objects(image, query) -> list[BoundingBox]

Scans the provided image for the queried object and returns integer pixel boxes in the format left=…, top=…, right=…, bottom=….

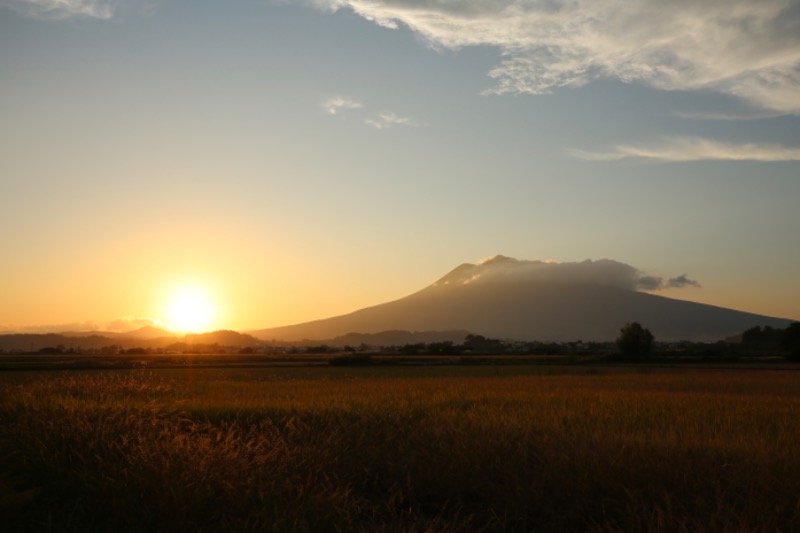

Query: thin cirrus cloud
left=315, top=0, right=800, bottom=113
left=365, top=112, right=423, bottom=129
left=324, top=97, right=364, bottom=115
left=324, top=96, right=423, bottom=129
left=2, top=0, right=115, bottom=19
left=570, top=137, right=800, bottom=162
left=673, top=111, right=789, bottom=121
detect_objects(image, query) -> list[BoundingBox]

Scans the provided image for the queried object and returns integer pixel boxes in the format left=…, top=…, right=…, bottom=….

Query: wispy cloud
left=667, top=275, right=701, bottom=289
left=570, top=137, right=800, bottom=162
left=323, top=96, right=363, bottom=115
left=673, top=111, right=788, bottom=121
left=2, top=0, right=116, bottom=19
left=324, top=96, right=424, bottom=129
left=365, top=112, right=423, bottom=129
left=316, top=1, right=800, bottom=113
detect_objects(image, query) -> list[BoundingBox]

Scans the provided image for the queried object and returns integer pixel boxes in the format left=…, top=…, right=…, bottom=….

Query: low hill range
left=56, top=325, right=180, bottom=340
left=251, top=255, right=794, bottom=343
left=0, top=328, right=262, bottom=353
left=0, top=326, right=470, bottom=352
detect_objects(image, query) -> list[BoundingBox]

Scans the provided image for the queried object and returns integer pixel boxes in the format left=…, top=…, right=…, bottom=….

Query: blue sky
left=1, top=0, right=798, bottom=331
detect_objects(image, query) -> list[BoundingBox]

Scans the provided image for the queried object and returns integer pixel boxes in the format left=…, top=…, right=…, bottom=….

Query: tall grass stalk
left=1, top=368, right=799, bottom=531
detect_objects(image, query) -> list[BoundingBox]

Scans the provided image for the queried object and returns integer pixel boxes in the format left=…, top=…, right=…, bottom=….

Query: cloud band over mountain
left=435, top=255, right=700, bottom=292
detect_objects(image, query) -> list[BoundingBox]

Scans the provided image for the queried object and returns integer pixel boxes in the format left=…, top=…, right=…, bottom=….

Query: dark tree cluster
left=37, top=346, right=74, bottom=355
left=463, top=334, right=508, bottom=353
left=12, top=322, right=800, bottom=363
left=379, top=336, right=614, bottom=357
left=784, top=323, right=800, bottom=360
left=741, top=323, right=800, bottom=359
left=303, top=345, right=338, bottom=354
left=616, top=322, right=654, bottom=360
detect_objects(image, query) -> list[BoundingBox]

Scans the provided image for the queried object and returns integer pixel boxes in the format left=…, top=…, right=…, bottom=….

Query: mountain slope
left=251, top=259, right=793, bottom=342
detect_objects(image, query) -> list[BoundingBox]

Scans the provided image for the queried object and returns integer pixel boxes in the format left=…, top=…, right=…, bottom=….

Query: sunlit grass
left=2, top=367, right=799, bottom=531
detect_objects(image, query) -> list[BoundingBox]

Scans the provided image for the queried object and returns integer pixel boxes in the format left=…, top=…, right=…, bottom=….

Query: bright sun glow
left=165, top=286, right=216, bottom=333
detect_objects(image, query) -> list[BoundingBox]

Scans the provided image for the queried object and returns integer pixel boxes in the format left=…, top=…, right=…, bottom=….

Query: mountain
left=251, top=256, right=794, bottom=342
left=60, top=330, right=122, bottom=338
left=327, top=330, right=471, bottom=347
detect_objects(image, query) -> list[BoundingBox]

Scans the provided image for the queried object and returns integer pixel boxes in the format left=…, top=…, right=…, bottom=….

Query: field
left=1, top=361, right=799, bottom=531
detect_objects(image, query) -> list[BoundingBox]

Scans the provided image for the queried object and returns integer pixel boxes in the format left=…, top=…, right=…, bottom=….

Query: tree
left=782, top=322, right=800, bottom=361
left=742, top=326, right=763, bottom=347
left=742, top=325, right=784, bottom=354
left=617, top=322, right=654, bottom=360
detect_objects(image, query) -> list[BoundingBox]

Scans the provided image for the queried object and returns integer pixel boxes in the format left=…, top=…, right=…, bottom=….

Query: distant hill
left=0, top=329, right=260, bottom=352
left=0, top=333, right=116, bottom=352
left=60, top=330, right=122, bottom=339
left=251, top=257, right=794, bottom=342
left=121, top=326, right=179, bottom=340
left=43, top=326, right=177, bottom=341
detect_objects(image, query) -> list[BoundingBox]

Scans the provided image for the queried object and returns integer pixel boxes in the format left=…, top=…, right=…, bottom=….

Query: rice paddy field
left=1, top=362, right=799, bottom=532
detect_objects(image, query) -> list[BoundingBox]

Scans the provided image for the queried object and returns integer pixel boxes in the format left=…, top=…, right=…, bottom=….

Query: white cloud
left=673, top=111, right=788, bottom=121
left=316, top=0, right=800, bottom=113
left=324, top=96, right=424, bottom=128
left=365, top=112, right=423, bottom=129
left=435, top=255, right=699, bottom=292
left=2, top=0, right=117, bottom=19
left=323, top=96, right=363, bottom=115
left=570, top=137, right=800, bottom=162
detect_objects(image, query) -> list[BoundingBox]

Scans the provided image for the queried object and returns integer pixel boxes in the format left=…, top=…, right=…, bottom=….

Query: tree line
left=10, top=322, right=800, bottom=361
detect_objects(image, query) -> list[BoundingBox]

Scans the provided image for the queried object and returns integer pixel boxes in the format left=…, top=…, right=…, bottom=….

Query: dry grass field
left=1, top=364, right=799, bottom=531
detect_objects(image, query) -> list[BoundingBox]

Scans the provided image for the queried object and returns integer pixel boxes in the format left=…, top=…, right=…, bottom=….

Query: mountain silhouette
left=251, top=256, right=793, bottom=342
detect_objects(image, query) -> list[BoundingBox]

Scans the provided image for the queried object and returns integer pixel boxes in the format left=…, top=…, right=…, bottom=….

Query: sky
left=1, top=0, right=799, bottom=333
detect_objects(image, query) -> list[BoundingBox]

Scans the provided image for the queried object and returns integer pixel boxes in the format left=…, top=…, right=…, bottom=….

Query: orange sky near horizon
left=2, top=247, right=798, bottom=335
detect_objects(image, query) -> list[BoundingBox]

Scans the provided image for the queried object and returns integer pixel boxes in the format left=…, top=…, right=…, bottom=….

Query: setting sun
left=165, top=286, right=216, bottom=333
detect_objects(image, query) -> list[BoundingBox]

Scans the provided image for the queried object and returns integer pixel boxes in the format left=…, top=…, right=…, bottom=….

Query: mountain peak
left=479, top=254, right=519, bottom=266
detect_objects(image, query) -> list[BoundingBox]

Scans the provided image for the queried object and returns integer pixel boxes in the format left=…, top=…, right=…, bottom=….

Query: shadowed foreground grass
left=1, top=367, right=799, bottom=531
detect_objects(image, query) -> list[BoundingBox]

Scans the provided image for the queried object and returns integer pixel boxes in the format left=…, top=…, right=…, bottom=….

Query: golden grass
left=1, top=367, right=799, bottom=531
